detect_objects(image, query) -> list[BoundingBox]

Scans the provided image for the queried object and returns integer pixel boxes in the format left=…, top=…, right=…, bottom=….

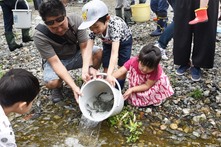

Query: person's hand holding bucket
left=106, top=74, right=116, bottom=87
left=82, top=65, right=100, bottom=82
left=72, top=85, right=82, bottom=104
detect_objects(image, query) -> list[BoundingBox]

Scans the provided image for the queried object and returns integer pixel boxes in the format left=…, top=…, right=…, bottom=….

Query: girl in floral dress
left=110, top=43, right=174, bottom=107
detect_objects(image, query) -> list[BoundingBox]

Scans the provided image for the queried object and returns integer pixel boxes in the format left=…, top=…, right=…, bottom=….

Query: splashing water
left=77, top=115, right=101, bottom=146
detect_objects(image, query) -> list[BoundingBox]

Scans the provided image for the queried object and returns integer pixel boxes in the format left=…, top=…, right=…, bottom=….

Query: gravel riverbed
left=0, top=0, right=221, bottom=146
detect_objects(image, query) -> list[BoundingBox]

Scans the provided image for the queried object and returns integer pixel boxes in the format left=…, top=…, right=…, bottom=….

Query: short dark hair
left=39, top=0, right=66, bottom=22
left=138, top=43, right=161, bottom=69
left=97, top=14, right=108, bottom=24
left=0, top=69, right=40, bottom=107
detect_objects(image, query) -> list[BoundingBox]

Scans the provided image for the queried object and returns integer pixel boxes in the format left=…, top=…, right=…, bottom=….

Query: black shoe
left=9, top=43, right=23, bottom=51
left=51, top=88, right=64, bottom=103
left=22, top=36, right=33, bottom=43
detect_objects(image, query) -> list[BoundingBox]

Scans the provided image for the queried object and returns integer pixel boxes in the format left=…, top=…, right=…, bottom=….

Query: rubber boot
left=5, top=32, right=23, bottom=51
left=115, top=8, right=123, bottom=19
left=116, top=79, right=125, bottom=90
left=189, top=8, right=208, bottom=25
left=22, top=29, right=33, bottom=43
left=150, top=17, right=168, bottom=37
left=124, top=9, right=135, bottom=25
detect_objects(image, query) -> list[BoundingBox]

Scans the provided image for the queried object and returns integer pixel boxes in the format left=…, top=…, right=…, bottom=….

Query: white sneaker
left=160, top=48, right=168, bottom=60
left=154, top=43, right=168, bottom=60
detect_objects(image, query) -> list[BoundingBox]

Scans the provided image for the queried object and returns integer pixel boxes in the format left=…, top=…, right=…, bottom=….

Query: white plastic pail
left=79, top=73, right=124, bottom=122
left=12, top=0, right=32, bottom=28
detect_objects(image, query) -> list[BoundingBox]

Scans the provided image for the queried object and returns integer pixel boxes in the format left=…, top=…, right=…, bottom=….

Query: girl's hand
left=72, top=86, right=82, bottom=104
left=123, top=88, right=133, bottom=100
left=106, top=75, right=116, bottom=87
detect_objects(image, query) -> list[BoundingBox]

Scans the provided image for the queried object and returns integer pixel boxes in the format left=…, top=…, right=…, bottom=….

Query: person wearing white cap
left=79, top=0, right=133, bottom=89
left=33, top=0, right=102, bottom=103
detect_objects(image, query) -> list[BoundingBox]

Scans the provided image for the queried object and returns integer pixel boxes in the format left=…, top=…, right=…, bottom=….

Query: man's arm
left=47, top=55, right=81, bottom=101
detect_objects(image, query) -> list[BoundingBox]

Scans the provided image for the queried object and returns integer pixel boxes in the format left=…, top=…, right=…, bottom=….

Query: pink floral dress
left=124, top=57, right=174, bottom=107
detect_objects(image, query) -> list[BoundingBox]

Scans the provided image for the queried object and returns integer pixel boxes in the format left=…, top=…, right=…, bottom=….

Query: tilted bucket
left=131, top=4, right=150, bottom=22
left=79, top=73, right=124, bottom=122
left=12, top=0, right=32, bottom=28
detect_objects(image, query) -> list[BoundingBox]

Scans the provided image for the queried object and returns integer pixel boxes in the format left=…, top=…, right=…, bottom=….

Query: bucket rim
left=12, top=10, right=32, bottom=12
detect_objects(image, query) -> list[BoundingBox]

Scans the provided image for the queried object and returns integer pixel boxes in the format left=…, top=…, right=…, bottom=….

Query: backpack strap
left=35, top=23, right=67, bottom=44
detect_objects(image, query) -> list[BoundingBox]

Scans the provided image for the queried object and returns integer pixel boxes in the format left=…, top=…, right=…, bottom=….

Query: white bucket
left=12, top=0, right=32, bottom=29
left=79, top=73, right=124, bottom=122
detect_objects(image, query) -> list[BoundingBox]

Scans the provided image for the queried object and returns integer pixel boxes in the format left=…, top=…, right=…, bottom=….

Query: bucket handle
left=95, top=73, right=122, bottom=94
left=15, top=0, right=29, bottom=10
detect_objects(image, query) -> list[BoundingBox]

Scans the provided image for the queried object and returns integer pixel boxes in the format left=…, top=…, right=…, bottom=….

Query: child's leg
left=189, top=0, right=209, bottom=25
left=116, top=36, right=132, bottom=90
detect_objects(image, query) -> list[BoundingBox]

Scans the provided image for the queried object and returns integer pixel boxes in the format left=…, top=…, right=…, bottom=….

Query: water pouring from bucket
left=12, top=0, right=32, bottom=29
left=79, top=73, right=124, bottom=122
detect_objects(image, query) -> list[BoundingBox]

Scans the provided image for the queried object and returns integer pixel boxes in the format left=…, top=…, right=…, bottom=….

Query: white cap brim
left=78, top=19, right=97, bottom=30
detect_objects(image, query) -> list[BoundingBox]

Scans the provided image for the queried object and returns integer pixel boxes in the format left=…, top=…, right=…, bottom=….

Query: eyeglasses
left=44, top=15, right=65, bottom=26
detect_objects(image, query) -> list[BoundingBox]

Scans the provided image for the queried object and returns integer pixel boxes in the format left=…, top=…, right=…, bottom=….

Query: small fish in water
left=86, top=92, right=114, bottom=116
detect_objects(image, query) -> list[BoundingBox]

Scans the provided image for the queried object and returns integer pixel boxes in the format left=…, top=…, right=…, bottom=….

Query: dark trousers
left=150, top=0, right=169, bottom=17
left=158, top=0, right=175, bottom=49
left=0, top=0, right=28, bottom=32
left=173, top=0, right=218, bottom=68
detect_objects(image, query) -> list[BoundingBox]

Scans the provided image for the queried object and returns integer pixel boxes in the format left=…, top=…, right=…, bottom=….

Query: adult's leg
left=150, top=0, right=169, bottom=36
left=124, top=0, right=135, bottom=24
left=115, top=0, right=123, bottom=18
left=0, top=1, right=23, bottom=51
left=139, top=0, right=146, bottom=4
left=192, top=0, right=218, bottom=68
left=158, top=21, right=174, bottom=49
left=173, top=0, right=193, bottom=65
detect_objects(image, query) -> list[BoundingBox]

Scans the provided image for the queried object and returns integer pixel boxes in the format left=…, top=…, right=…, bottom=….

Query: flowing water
left=76, top=115, right=101, bottom=146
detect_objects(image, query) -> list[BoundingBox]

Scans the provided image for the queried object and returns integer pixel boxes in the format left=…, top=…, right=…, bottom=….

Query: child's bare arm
left=107, top=66, right=127, bottom=86
left=113, top=66, right=127, bottom=78
left=127, top=79, right=156, bottom=93
left=107, top=41, right=120, bottom=76
left=123, top=79, right=156, bottom=99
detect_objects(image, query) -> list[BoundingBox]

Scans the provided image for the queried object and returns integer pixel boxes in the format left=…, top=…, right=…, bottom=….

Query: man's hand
left=72, top=86, right=82, bottom=104
left=82, top=70, right=91, bottom=82
left=89, top=67, right=99, bottom=79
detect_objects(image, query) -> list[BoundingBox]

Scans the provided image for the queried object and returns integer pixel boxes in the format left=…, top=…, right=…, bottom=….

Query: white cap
left=78, top=0, right=108, bottom=30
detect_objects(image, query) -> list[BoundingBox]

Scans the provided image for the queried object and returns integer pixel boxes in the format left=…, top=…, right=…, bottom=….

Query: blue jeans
left=150, top=0, right=169, bottom=17
left=158, top=21, right=174, bottom=49
left=157, top=0, right=175, bottom=49
left=0, top=0, right=28, bottom=32
left=102, top=36, right=132, bottom=68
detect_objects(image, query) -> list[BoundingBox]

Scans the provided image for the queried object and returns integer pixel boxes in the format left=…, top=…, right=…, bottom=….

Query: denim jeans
left=157, top=0, right=175, bottom=49
left=102, top=36, right=132, bottom=68
left=158, top=21, right=174, bottom=49
left=150, top=0, right=169, bottom=17
left=0, top=0, right=28, bottom=32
